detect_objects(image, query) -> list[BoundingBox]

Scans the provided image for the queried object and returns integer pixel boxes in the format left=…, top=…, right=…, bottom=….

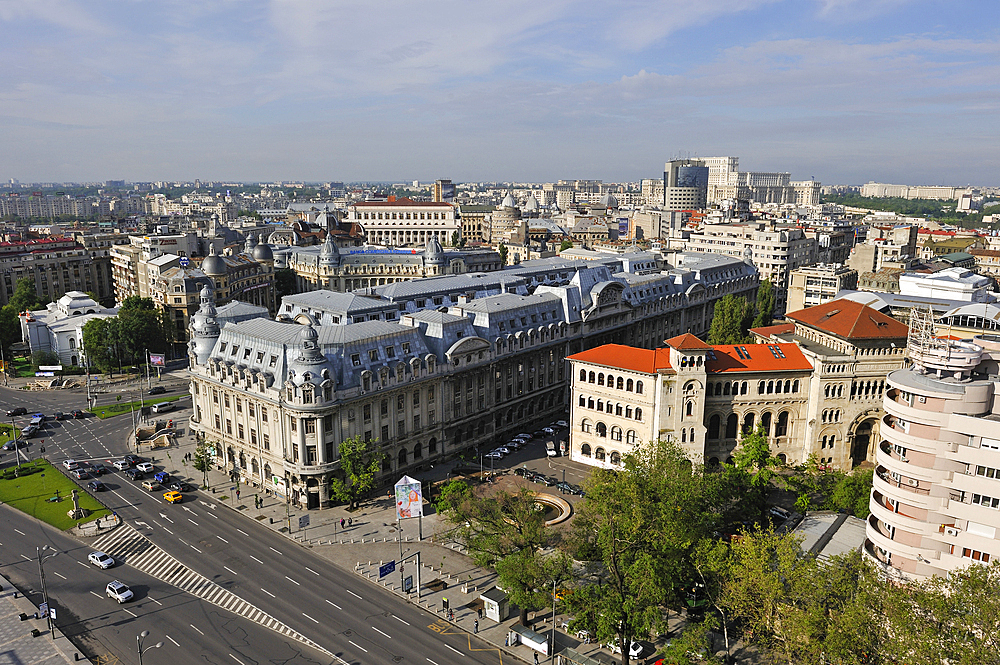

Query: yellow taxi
left=163, top=491, right=183, bottom=504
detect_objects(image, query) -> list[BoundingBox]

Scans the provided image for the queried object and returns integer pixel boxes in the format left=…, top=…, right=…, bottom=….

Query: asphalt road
left=0, top=382, right=509, bottom=665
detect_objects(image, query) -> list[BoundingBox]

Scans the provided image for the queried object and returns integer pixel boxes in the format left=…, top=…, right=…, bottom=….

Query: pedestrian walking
left=236, top=489, right=240, bottom=501
left=341, top=518, right=346, bottom=529
left=348, top=517, right=352, bottom=527
left=534, top=653, right=539, bottom=665
left=478, top=607, right=483, bottom=619
left=505, top=634, right=509, bottom=647
left=474, top=620, right=478, bottom=634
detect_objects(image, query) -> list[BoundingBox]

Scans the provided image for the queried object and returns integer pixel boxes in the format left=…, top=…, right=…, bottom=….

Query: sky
left=1, top=0, right=998, bottom=186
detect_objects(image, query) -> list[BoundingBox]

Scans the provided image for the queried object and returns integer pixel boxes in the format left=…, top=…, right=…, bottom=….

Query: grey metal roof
left=283, top=291, right=388, bottom=312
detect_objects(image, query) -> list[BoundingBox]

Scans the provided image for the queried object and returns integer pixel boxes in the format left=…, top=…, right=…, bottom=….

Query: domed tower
left=202, top=243, right=227, bottom=278
left=599, top=193, right=619, bottom=211
left=286, top=324, right=335, bottom=391
left=252, top=233, right=274, bottom=263
left=423, top=236, right=447, bottom=273
left=491, top=191, right=523, bottom=244
left=243, top=233, right=257, bottom=255
left=318, top=233, right=340, bottom=268
left=524, top=193, right=540, bottom=216
left=189, top=285, right=221, bottom=366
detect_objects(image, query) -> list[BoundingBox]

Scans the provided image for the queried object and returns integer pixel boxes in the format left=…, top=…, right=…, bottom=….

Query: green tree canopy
left=752, top=279, right=775, bottom=328
left=707, top=295, right=752, bottom=345
left=559, top=240, right=574, bottom=252
left=498, top=243, right=508, bottom=265
left=81, top=317, right=117, bottom=374
left=8, top=277, right=46, bottom=313
left=329, top=435, right=385, bottom=509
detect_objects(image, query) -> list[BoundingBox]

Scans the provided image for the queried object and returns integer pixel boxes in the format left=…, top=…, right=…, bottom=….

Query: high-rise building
left=433, top=180, right=455, bottom=203
left=663, top=159, right=709, bottom=209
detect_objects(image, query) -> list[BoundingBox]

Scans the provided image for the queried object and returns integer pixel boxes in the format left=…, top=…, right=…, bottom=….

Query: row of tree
left=81, top=297, right=174, bottom=374
left=707, top=280, right=775, bottom=346
left=435, top=431, right=993, bottom=665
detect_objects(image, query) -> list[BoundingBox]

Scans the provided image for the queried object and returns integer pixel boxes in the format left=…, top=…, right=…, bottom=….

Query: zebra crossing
left=91, top=523, right=331, bottom=657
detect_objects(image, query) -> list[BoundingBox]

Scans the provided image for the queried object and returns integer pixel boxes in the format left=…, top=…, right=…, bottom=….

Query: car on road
left=53, top=411, right=67, bottom=420
left=112, top=459, right=131, bottom=471
left=505, top=440, right=522, bottom=449
left=153, top=471, right=170, bottom=484
left=542, top=427, right=556, bottom=435
left=62, top=459, right=79, bottom=470
left=493, top=446, right=511, bottom=455
left=5, top=407, right=27, bottom=417
left=556, top=480, right=574, bottom=494
left=607, top=640, right=647, bottom=658
left=71, top=410, right=86, bottom=419
left=106, top=580, right=133, bottom=603
left=148, top=386, right=167, bottom=395
left=21, top=425, right=39, bottom=438
left=90, top=463, right=108, bottom=475
left=136, top=462, right=154, bottom=473
left=124, top=454, right=143, bottom=466
left=167, top=481, right=194, bottom=492
left=88, top=551, right=115, bottom=569
left=163, top=491, right=183, bottom=503
left=124, top=468, right=144, bottom=481
left=515, top=433, right=531, bottom=440
left=2, top=440, right=27, bottom=450
left=514, top=467, right=531, bottom=477
left=533, top=474, right=557, bottom=486
left=484, top=451, right=504, bottom=460
left=555, top=420, right=568, bottom=428
left=87, top=480, right=106, bottom=491
left=71, top=468, right=90, bottom=480
left=141, top=479, right=160, bottom=492
left=769, top=506, right=792, bottom=521
left=532, top=429, right=545, bottom=437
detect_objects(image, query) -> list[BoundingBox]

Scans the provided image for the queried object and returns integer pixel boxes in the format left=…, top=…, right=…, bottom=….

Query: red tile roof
left=664, top=333, right=712, bottom=350
left=749, top=323, right=795, bottom=337
left=786, top=300, right=908, bottom=340
left=567, top=344, right=671, bottom=374
left=707, top=344, right=813, bottom=373
left=350, top=198, right=453, bottom=208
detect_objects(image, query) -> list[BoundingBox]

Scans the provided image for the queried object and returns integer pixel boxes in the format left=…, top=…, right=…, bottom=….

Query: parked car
left=6, top=407, right=27, bottom=417
left=532, top=430, right=545, bottom=437
left=113, top=459, right=131, bottom=471
left=53, top=411, right=66, bottom=420
left=21, top=425, right=39, bottom=438
left=148, top=386, right=166, bottom=395
left=484, top=451, right=504, bottom=460
left=493, top=446, right=511, bottom=455
left=87, top=480, right=106, bottom=492
left=88, top=551, right=115, bottom=569
left=514, top=467, right=530, bottom=477
left=515, top=433, right=532, bottom=440
left=607, top=640, right=646, bottom=658
left=533, top=474, right=557, bottom=486
left=506, top=440, right=522, bottom=450
left=569, top=484, right=585, bottom=496
left=71, top=468, right=90, bottom=480
left=769, top=506, right=792, bottom=521
left=124, top=468, right=144, bottom=481
left=135, top=462, right=154, bottom=473
left=167, top=481, right=194, bottom=492
left=163, top=491, right=183, bottom=504
left=554, top=420, right=568, bottom=428
left=2, top=440, right=27, bottom=450
left=542, top=427, right=556, bottom=435
left=555, top=481, right=574, bottom=494
left=106, top=580, right=134, bottom=603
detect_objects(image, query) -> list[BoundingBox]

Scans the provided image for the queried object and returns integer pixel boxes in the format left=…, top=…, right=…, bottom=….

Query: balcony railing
left=876, top=468, right=930, bottom=495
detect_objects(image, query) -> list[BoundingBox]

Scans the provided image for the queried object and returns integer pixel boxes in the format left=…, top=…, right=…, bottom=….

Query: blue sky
left=1, top=0, right=997, bottom=185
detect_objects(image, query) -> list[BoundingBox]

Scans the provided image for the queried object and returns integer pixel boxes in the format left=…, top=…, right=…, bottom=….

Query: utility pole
left=36, top=546, right=58, bottom=638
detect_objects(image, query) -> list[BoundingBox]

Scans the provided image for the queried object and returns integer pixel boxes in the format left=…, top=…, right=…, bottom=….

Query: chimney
left=388, top=195, right=396, bottom=203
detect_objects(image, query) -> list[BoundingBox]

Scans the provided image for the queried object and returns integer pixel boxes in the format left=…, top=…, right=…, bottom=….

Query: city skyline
left=1, top=0, right=997, bottom=185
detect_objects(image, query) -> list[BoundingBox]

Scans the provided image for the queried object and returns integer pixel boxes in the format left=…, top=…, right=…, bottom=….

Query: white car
left=106, top=580, right=134, bottom=603
left=515, top=433, right=531, bottom=440
left=62, top=459, right=79, bottom=470
left=606, top=640, right=645, bottom=658
left=88, top=551, right=115, bottom=569
left=113, top=459, right=130, bottom=471
left=555, top=420, right=568, bottom=428
left=484, top=451, right=504, bottom=459
left=542, top=427, right=556, bottom=435
left=136, top=462, right=154, bottom=473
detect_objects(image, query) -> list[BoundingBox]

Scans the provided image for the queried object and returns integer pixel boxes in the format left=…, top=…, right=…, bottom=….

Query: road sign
left=379, top=560, right=396, bottom=578
left=403, top=575, right=413, bottom=593
left=49, top=607, right=56, bottom=620
left=39, top=602, right=48, bottom=617
left=38, top=365, right=63, bottom=371
left=179, top=257, right=190, bottom=267
left=298, top=514, right=310, bottom=529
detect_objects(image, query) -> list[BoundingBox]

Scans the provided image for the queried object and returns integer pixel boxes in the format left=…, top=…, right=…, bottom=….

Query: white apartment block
left=347, top=198, right=459, bottom=247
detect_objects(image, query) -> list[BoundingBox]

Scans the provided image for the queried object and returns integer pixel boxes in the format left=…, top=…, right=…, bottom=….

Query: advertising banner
left=394, top=475, right=424, bottom=519
left=149, top=354, right=166, bottom=367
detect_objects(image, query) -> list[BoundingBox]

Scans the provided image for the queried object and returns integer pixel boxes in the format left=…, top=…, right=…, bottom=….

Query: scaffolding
left=907, top=306, right=939, bottom=360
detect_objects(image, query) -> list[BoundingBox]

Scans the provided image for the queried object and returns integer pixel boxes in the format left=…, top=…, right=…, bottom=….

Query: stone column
left=297, top=418, right=307, bottom=465
left=316, top=423, right=326, bottom=464
left=319, top=472, right=330, bottom=509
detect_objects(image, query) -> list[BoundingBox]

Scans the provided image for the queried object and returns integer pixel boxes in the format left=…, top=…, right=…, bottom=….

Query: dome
left=243, top=233, right=257, bottom=254
left=201, top=244, right=226, bottom=276
left=253, top=241, right=274, bottom=261
left=286, top=323, right=336, bottom=387
left=501, top=192, right=517, bottom=209
left=524, top=194, right=539, bottom=212
left=424, top=237, right=447, bottom=265
left=318, top=233, right=340, bottom=266
left=599, top=193, right=619, bottom=209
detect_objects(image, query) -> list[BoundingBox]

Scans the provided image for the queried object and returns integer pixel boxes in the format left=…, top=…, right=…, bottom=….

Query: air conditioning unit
left=918, top=396, right=926, bottom=403
left=945, top=526, right=960, bottom=537
left=900, top=456, right=909, bottom=462
left=906, top=478, right=919, bottom=487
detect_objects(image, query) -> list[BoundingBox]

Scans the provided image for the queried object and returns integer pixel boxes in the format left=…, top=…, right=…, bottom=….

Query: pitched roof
left=664, top=333, right=712, bottom=350
left=786, top=300, right=908, bottom=340
left=749, top=323, right=795, bottom=337
left=707, top=344, right=813, bottom=373
left=567, top=344, right=671, bottom=374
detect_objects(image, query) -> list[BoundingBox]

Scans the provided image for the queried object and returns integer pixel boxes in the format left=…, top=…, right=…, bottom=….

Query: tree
left=707, top=295, right=752, bottom=345
left=569, top=440, right=720, bottom=665
left=0, top=305, right=19, bottom=360
left=116, top=299, right=167, bottom=365
left=752, top=279, right=775, bottom=327
left=450, top=230, right=465, bottom=248
left=329, top=435, right=385, bottom=509
left=82, top=317, right=117, bottom=374
left=498, top=243, right=508, bottom=265
left=8, top=277, right=46, bottom=313
left=435, top=478, right=472, bottom=514
left=729, top=424, right=778, bottom=515
left=559, top=240, right=574, bottom=252
left=447, top=487, right=569, bottom=626
left=192, top=439, right=213, bottom=488
left=275, top=268, right=297, bottom=299
left=31, top=350, right=59, bottom=370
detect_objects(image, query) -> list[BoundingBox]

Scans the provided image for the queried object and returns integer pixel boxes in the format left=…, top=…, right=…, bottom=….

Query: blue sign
left=379, top=560, right=396, bottom=578
left=179, top=257, right=190, bottom=267
left=347, top=249, right=419, bottom=255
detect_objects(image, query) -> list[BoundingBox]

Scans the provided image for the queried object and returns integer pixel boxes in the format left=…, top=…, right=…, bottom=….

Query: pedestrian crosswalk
left=92, top=523, right=330, bottom=656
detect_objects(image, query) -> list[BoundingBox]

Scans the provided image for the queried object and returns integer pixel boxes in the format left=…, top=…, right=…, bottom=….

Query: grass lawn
left=12, top=357, right=33, bottom=378
left=0, top=459, right=108, bottom=530
left=92, top=395, right=181, bottom=419
left=0, top=423, right=19, bottom=444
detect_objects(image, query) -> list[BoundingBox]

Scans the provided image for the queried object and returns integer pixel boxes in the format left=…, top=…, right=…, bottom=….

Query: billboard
left=149, top=354, right=166, bottom=367
left=617, top=217, right=629, bottom=236
left=394, top=475, right=424, bottom=519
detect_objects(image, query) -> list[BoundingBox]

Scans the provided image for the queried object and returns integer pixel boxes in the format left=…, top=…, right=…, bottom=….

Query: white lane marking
left=347, top=589, right=362, bottom=599
left=326, top=599, right=342, bottom=610
left=217, top=536, right=229, bottom=543
left=163, top=527, right=174, bottom=534
left=53, top=572, right=66, bottom=579
left=285, top=576, right=300, bottom=586
left=20, top=555, right=30, bottom=561
left=372, top=626, right=391, bottom=639
left=249, top=555, right=263, bottom=564
left=303, top=613, right=319, bottom=623
left=148, top=596, right=162, bottom=605
left=261, top=588, right=275, bottom=598
left=305, top=567, right=319, bottom=576
left=268, top=547, right=282, bottom=555
left=14, top=529, right=25, bottom=535
left=77, top=561, right=89, bottom=568
left=89, top=591, right=102, bottom=599
left=393, top=615, right=410, bottom=625
left=236, top=529, right=248, bottom=536
left=166, top=634, right=180, bottom=647
left=224, top=566, right=238, bottom=575
left=190, top=624, right=205, bottom=636
left=445, top=644, right=464, bottom=656
left=427, top=659, right=440, bottom=665
left=160, top=515, right=174, bottom=524
left=187, top=519, right=199, bottom=526
left=229, top=655, right=246, bottom=665
left=348, top=641, right=367, bottom=653
left=124, top=609, right=137, bottom=617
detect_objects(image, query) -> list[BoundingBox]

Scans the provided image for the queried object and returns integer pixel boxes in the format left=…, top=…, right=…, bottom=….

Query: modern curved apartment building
left=866, top=310, right=1000, bottom=581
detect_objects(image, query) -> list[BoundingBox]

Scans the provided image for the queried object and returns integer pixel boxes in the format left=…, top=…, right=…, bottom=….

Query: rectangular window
left=305, top=419, right=316, bottom=434
left=381, top=400, right=388, bottom=416
left=402, top=342, right=411, bottom=354
left=250, top=429, right=257, bottom=445
left=352, top=354, right=362, bottom=367
left=213, top=390, right=219, bottom=404
left=262, top=410, right=268, bottom=422
left=248, top=403, right=255, bottom=417
left=237, top=424, right=244, bottom=439
left=397, top=420, right=405, bottom=436
left=290, top=417, right=297, bottom=432
left=413, top=392, right=420, bottom=407
left=428, top=387, right=435, bottom=402
left=269, top=355, right=278, bottom=367
left=381, top=425, right=389, bottom=441
left=236, top=398, right=242, bottom=413
left=262, top=433, right=270, bottom=450
left=397, top=394, right=405, bottom=411
left=364, top=404, right=372, bottom=422
left=226, top=420, right=232, bottom=435
left=413, top=414, right=420, bottom=430
left=324, top=414, right=334, bottom=431
left=386, top=346, right=395, bottom=358
left=214, top=414, right=221, bottom=429
left=429, top=410, right=435, bottom=425
left=368, top=349, right=379, bottom=361
left=973, top=493, right=1000, bottom=509
left=224, top=394, right=230, bottom=408
left=977, top=465, right=1000, bottom=479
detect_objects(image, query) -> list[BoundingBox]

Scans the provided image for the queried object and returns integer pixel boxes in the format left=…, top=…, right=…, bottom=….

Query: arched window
left=742, top=412, right=755, bottom=434
left=596, top=422, right=607, bottom=438
left=607, top=375, right=614, bottom=387
left=625, top=406, right=633, bottom=418
left=758, top=381, right=766, bottom=394
left=635, top=408, right=642, bottom=421
left=413, top=442, right=422, bottom=459
left=767, top=381, right=774, bottom=394
left=726, top=414, right=738, bottom=439
left=723, top=383, right=730, bottom=396
left=792, top=380, right=799, bottom=393
left=610, top=451, right=621, bottom=465
left=741, top=381, right=748, bottom=395
left=588, top=397, right=595, bottom=409
left=398, top=448, right=407, bottom=465
left=615, top=403, right=623, bottom=416
left=776, top=411, right=789, bottom=437
left=581, top=443, right=592, bottom=457
left=598, top=373, right=605, bottom=386
left=579, top=395, right=586, bottom=407
left=589, top=372, right=596, bottom=383
left=611, top=426, right=622, bottom=441
left=708, top=414, right=721, bottom=439
left=627, top=379, right=634, bottom=392
left=636, top=381, right=643, bottom=394
left=626, top=430, right=637, bottom=445
left=685, top=401, right=694, bottom=417
left=597, top=400, right=604, bottom=412
left=616, top=377, right=624, bottom=389
left=581, top=418, right=592, bottom=433
left=761, top=411, right=772, bottom=436
left=595, top=447, right=606, bottom=461
left=580, top=369, right=587, bottom=382
left=785, top=380, right=791, bottom=393
left=682, top=429, right=687, bottom=443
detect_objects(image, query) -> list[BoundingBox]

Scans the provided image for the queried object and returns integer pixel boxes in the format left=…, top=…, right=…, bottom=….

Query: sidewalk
left=152, top=431, right=633, bottom=665
left=0, top=577, right=83, bottom=664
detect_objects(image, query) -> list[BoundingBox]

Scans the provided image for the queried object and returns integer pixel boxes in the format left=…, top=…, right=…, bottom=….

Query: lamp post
left=137, top=630, right=163, bottom=665
left=36, top=545, right=58, bottom=638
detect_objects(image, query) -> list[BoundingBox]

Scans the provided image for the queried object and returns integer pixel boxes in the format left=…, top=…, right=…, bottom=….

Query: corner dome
left=319, top=233, right=340, bottom=266
left=501, top=192, right=517, bottom=209
left=424, top=237, right=446, bottom=265
left=253, top=241, right=274, bottom=261
left=201, top=244, right=226, bottom=276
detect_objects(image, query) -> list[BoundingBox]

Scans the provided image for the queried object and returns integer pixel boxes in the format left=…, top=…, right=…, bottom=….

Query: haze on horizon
left=1, top=0, right=997, bottom=187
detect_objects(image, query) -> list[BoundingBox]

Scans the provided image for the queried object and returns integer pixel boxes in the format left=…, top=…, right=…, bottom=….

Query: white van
left=152, top=402, right=173, bottom=414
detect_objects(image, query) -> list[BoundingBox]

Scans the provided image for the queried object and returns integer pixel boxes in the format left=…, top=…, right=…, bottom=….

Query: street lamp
left=137, top=630, right=163, bottom=665
left=36, top=545, right=58, bottom=638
